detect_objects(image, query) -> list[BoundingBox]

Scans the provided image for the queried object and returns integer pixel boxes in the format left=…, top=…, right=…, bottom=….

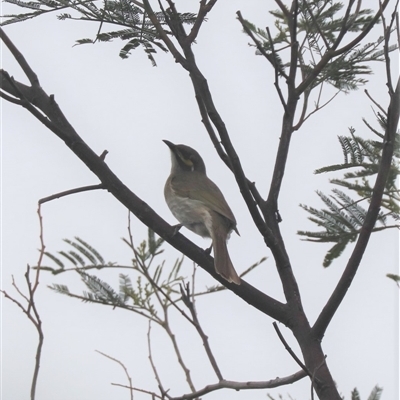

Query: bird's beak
left=163, top=140, right=176, bottom=151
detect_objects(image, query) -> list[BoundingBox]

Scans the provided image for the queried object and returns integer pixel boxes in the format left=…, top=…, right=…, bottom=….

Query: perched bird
left=163, top=140, right=241, bottom=285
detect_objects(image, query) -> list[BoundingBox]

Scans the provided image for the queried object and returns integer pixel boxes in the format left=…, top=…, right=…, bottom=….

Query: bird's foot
left=204, top=244, right=213, bottom=255
left=172, top=224, right=183, bottom=236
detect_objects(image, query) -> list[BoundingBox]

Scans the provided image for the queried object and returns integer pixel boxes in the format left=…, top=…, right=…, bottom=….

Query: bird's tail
left=212, top=233, right=241, bottom=285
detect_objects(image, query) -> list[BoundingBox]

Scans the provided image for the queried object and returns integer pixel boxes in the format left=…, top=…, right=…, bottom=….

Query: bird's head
left=163, top=140, right=206, bottom=174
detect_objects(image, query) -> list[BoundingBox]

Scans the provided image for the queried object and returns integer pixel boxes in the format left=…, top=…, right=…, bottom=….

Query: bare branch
left=0, top=26, right=39, bottom=87
left=164, top=320, right=197, bottom=392
left=1, top=26, right=288, bottom=322
left=0, top=89, right=25, bottom=105
left=273, top=322, right=312, bottom=378
left=96, top=351, right=134, bottom=400
left=266, top=26, right=289, bottom=113
left=180, top=283, right=223, bottom=381
left=185, top=0, right=217, bottom=44
left=1, top=206, right=46, bottom=400
left=147, top=322, right=168, bottom=396
left=364, top=89, right=388, bottom=115
left=166, top=371, right=307, bottom=400
left=111, top=383, right=163, bottom=399
left=380, top=0, right=398, bottom=95
left=39, top=184, right=105, bottom=204
left=293, top=90, right=341, bottom=130
left=236, top=11, right=289, bottom=82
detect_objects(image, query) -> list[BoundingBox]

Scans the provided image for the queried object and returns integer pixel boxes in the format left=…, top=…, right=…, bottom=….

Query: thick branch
left=185, top=0, right=217, bottom=45
left=155, top=6, right=270, bottom=242
left=1, top=27, right=288, bottom=324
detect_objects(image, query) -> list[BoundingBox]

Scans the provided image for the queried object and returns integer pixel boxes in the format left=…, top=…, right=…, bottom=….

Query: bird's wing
left=170, top=173, right=237, bottom=226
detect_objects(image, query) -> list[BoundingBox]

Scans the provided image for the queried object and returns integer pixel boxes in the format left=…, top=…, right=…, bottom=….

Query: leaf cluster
left=41, top=236, right=110, bottom=274
left=298, top=111, right=399, bottom=267
left=241, top=1, right=390, bottom=92
left=351, top=385, right=383, bottom=400
left=2, top=0, right=197, bottom=65
left=48, top=229, right=185, bottom=321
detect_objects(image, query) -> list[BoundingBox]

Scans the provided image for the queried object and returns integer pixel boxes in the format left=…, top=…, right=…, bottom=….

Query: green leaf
left=367, top=386, right=383, bottom=400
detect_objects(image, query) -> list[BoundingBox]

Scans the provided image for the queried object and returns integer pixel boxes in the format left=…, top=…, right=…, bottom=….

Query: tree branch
left=165, top=371, right=307, bottom=400
left=142, top=0, right=188, bottom=68
left=236, top=11, right=289, bottom=82
left=0, top=26, right=289, bottom=324
left=185, top=0, right=218, bottom=45
left=296, top=0, right=390, bottom=96
left=1, top=206, right=46, bottom=400
left=180, top=283, right=223, bottom=381
left=96, top=351, right=134, bottom=400
left=313, top=76, right=400, bottom=338
left=39, top=184, right=105, bottom=204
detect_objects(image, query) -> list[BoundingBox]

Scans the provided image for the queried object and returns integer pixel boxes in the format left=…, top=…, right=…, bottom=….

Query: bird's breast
left=165, top=191, right=212, bottom=238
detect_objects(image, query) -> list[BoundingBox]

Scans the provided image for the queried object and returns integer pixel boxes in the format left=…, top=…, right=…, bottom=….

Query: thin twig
left=111, top=383, right=163, bottom=399
left=1, top=206, right=46, bottom=400
left=180, top=283, right=223, bottom=381
left=48, top=287, right=162, bottom=323
left=272, top=322, right=312, bottom=378
left=142, top=0, right=188, bottom=68
left=380, top=0, right=398, bottom=96
left=303, top=0, right=330, bottom=50
left=96, top=350, right=134, bottom=400
left=236, top=11, right=289, bottom=81
left=39, top=184, right=105, bottom=204
left=127, top=214, right=197, bottom=392
left=11, top=275, right=30, bottom=302
left=126, top=213, right=195, bottom=326
left=364, top=90, right=388, bottom=115
left=147, top=321, right=167, bottom=396
left=164, top=320, right=197, bottom=392
left=293, top=90, right=340, bottom=130
left=266, top=26, right=288, bottom=113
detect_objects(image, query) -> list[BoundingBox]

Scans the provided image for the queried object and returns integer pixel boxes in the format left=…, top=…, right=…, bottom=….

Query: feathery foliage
left=240, top=1, right=395, bottom=93
left=386, top=273, right=400, bottom=286
left=40, top=236, right=113, bottom=274
left=1, top=0, right=197, bottom=65
left=298, top=109, right=399, bottom=267
left=366, top=385, right=383, bottom=400
left=47, top=229, right=185, bottom=321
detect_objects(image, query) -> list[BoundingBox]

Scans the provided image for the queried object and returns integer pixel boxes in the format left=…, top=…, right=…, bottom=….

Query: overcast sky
left=1, top=1, right=399, bottom=399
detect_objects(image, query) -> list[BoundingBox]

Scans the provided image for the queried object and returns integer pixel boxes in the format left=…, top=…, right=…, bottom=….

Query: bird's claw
left=172, top=224, right=183, bottom=236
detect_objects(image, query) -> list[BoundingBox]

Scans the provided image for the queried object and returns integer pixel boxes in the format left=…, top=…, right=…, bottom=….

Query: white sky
left=1, top=1, right=399, bottom=399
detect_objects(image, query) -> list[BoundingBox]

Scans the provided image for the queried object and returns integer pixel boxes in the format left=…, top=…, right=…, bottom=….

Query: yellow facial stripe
left=178, top=152, right=193, bottom=167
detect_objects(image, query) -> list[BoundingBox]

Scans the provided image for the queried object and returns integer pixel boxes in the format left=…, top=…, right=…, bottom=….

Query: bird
left=163, top=140, right=241, bottom=285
